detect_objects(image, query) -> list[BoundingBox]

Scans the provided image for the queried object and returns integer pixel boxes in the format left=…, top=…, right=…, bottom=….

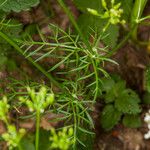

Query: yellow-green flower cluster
left=20, top=86, right=54, bottom=113
left=0, top=97, right=26, bottom=149
left=2, top=125, right=25, bottom=150
left=50, top=127, right=74, bottom=150
left=0, top=97, right=10, bottom=123
left=87, top=0, right=125, bottom=31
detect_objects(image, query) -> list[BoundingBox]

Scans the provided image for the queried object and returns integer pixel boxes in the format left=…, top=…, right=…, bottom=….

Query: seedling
left=100, top=76, right=141, bottom=130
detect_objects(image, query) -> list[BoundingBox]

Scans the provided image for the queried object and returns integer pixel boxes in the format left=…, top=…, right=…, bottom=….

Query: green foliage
left=17, top=24, right=114, bottom=102
left=20, top=86, right=54, bottom=150
left=0, top=97, right=10, bottom=123
left=77, top=13, right=119, bottom=48
left=0, top=19, right=22, bottom=70
left=74, top=0, right=103, bottom=13
left=75, top=0, right=121, bottom=48
left=115, top=89, right=141, bottom=114
left=101, top=105, right=122, bottom=130
left=2, top=125, right=26, bottom=150
left=50, top=128, right=74, bottom=150
left=39, top=129, right=50, bottom=150
left=20, top=86, right=54, bottom=113
left=123, top=115, right=141, bottom=128
left=55, top=81, right=95, bottom=148
left=7, top=80, right=95, bottom=149
left=0, top=0, right=148, bottom=149
left=20, top=138, right=35, bottom=150
left=102, top=24, right=119, bottom=48
left=88, top=0, right=125, bottom=27
left=0, top=0, right=40, bottom=12
left=0, top=97, right=26, bottom=149
left=120, top=0, right=134, bottom=21
left=100, top=76, right=141, bottom=130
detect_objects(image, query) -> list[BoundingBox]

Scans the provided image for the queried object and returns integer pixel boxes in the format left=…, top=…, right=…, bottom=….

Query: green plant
left=0, top=97, right=10, bottom=124
left=100, top=76, right=141, bottom=130
left=0, top=0, right=148, bottom=149
left=53, top=80, right=95, bottom=149
left=7, top=78, right=96, bottom=149
left=74, top=0, right=120, bottom=48
left=20, top=86, right=54, bottom=150
left=18, top=24, right=115, bottom=102
left=0, top=0, right=40, bottom=12
left=0, top=97, right=26, bottom=150
left=6, top=79, right=95, bottom=149
left=87, top=0, right=125, bottom=31
left=130, top=0, right=148, bottom=41
left=0, top=19, right=22, bottom=70
left=2, top=125, right=26, bottom=150
left=50, top=127, right=74, bottom=150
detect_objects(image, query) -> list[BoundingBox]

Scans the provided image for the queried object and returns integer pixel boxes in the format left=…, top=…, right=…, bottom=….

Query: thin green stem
left=138, top=15, right=150, bottom=23
left=71, top=101, right=77, bottom=150
left=92, top=60, right=99, bottom=102
left=35, top=110, right=40, bottom=150
left=130, top=0, right=148, bottom=40
left=0, top=31, right=61, bottom=89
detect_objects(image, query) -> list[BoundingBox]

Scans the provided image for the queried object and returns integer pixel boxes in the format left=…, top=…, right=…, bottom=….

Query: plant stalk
left=35, top=110, right=40, bottom=150
left=131, top=0, right=148, bottom=40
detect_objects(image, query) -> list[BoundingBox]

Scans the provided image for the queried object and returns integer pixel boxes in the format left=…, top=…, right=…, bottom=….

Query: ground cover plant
left=0, top=0, right=149, bottom=149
